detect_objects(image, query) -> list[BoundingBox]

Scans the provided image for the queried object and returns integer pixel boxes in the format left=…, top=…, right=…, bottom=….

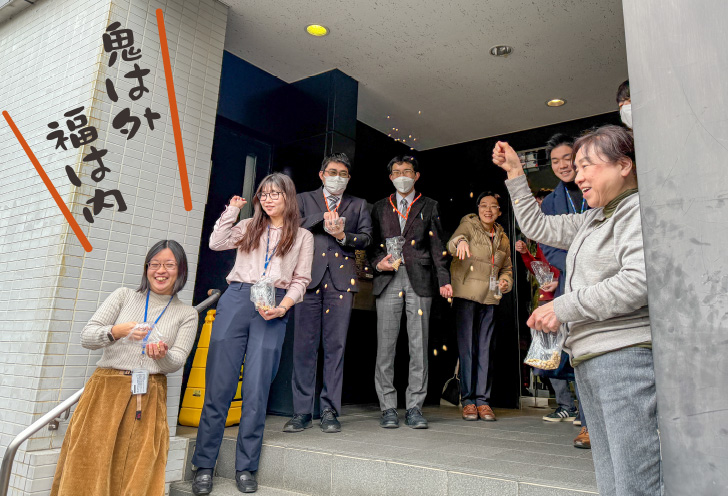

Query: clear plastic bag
left=324, top=216, right=346, bottom=236
left=119, top=322, right=155, bottom=346
left=524, top=328, right=564, bottom=370
left=530, top=261, right=554, bottom=286
left=386, top=236, right=405, bottom=271
left=250, top=277, right=276, bottom=311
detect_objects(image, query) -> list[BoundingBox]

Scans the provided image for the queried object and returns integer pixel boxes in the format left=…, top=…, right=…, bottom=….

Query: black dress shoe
left=283, top=413, right=313, bottom=432
left=405, top=407, right=428, bottom=429
left=320, top=409, right=341, bottom=433
left=192, top=468, right=213, bottom=495
left=380, top=408, right=399, bottom=428
left=236, top=470, right=258, bottom=493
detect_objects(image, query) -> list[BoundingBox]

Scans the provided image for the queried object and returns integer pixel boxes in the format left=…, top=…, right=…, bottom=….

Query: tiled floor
left=177, top=402, right=598, bottom=494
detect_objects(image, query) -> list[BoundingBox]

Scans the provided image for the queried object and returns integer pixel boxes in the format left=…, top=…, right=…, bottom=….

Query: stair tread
left=170, top=478, right=310, bottom=496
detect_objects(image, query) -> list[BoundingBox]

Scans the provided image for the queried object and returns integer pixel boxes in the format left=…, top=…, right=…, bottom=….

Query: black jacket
left=297, top=187, right=373, bottom=292
left=368, top=193, right=450, bottom=297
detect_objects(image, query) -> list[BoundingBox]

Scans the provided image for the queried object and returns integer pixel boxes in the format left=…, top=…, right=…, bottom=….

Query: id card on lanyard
left=132, top=290, right=173, bottom=420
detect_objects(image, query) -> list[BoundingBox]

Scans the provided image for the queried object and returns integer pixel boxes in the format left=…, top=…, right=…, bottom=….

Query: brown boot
left=462, top=404, right=478, bottom=421
left=574, top=427, right=591, bottom=449
left=477, top=405, right=496, bottom=421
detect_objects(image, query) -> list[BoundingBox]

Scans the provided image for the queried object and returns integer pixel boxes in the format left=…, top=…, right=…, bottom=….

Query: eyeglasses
left=390, top=169, right=416, bottom=178
left=148, top=262, right=177, bottom=270
left=478, top=204, right=499, bottom=210
left=324, top=169, right=350, bottom=178
left=258, top=191, right=282, bottom=201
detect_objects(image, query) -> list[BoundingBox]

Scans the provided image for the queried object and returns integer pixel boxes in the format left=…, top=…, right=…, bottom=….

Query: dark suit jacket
left=540, top=181, right=590, bottom=296
left=368, top=192, right=450, bottom=298
left=297, top=187, right=373, bottom=292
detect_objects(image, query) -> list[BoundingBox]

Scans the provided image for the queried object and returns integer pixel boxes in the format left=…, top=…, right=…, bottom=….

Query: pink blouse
left=210, top=205, right=314, bottom=304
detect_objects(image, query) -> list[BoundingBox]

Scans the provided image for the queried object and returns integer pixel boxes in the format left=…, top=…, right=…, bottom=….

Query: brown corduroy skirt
left=51, top=368, right=169, bottom=496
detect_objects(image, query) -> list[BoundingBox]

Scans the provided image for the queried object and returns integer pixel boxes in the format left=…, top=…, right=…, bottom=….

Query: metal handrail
left=0, top=288, right=222, bottom=496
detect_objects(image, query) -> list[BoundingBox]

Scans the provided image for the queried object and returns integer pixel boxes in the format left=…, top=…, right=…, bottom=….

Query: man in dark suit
left=368, top=155, right=452, bottom=429
left=283, top=153, right=373, bottom=434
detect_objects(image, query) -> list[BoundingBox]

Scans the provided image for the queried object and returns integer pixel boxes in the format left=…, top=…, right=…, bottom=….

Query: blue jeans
left=575, top=347, right=662, bottom=496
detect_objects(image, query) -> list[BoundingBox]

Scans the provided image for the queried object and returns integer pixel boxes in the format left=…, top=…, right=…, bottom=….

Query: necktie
left=328, top=195, right=339, bottom=211
left=399, top=199, right=408, bottom=231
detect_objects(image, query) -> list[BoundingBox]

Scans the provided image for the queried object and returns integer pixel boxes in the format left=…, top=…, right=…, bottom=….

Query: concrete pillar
left=0, top=0, right=227, bottom=493
left=622, top=1, right=728, bottom=494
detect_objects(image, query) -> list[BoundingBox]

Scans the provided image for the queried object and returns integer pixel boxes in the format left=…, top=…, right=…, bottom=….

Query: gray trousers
left=551, top=378, right=576, bottom=410
left=375, top=266, right=432, bottom=411
left=575, top=347, right=662, bottom=496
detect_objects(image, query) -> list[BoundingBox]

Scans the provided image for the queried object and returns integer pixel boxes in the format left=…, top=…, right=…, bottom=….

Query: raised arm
left=493, top=141, right=588, bottom=250
left=209, top=197, right=248, bottom=251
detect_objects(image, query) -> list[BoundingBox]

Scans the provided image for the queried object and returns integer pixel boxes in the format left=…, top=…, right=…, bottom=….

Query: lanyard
left=144, top=290, right=173, bottom=325
left=565, top=184, right=586, bottom=214
left=487, top=227, right=495, bottom=268
left=389, top=193, right=422, bottom=222
left=324, top=190, right=339, bottom=213
left=262, top=224, right=280, bottom=277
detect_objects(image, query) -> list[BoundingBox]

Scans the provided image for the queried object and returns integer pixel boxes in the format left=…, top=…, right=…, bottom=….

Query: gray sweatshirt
left=506, top=175, right=651, bottom=360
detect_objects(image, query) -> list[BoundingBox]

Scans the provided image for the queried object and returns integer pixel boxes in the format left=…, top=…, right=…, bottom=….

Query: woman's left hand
left=146, top=341, right=169, bottom=360
left=498, top=279, right=509, bottom=292
left=527, top=301, right=562, bottom=333
left=260, top=307, right=286, bottom=320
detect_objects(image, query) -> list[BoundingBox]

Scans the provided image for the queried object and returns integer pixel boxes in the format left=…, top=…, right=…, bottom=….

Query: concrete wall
left=0, top=0, right=227, bottom=493
left=622, top=0, right=728, bottom=494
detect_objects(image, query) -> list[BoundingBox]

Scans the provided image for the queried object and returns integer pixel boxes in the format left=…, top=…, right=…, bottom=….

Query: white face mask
left=323, top=176, right=349, bottom=196
left=392, top=176, right=415, bottom=195
left=620, top=103, right=633, bottom=129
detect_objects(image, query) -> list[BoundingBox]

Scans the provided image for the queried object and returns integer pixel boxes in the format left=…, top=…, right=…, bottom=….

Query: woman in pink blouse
left=192, top=173, right=313, bottom=495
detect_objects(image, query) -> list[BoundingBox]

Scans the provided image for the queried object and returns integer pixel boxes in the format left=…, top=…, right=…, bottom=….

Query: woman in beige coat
left=447, top=192, right=513, bottom=421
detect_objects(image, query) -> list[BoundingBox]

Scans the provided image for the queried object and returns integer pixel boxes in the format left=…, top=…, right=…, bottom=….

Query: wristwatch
left=107, top=330, right=116, bottom=342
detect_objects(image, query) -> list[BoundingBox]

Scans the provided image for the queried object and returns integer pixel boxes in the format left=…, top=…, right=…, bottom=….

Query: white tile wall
left=0, top=0, right=227, bottom=493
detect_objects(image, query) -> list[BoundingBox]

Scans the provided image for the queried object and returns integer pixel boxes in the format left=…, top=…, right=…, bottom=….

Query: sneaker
left=235, top=470, right=258, bottom=493
left=380, top=408, right=399, bottom=428
left=462, top=404, right=478, bottom=421
left=283, top=413, right=312, bottom=432
left=405, top=407, right=428, bottom=429
left=320, top=409, right=341, bottom=433
left=573, top=426, right=591, bottom=449
left=542, top=407, right=578, bottom=422
left=573, top=418, right=582, bottom=427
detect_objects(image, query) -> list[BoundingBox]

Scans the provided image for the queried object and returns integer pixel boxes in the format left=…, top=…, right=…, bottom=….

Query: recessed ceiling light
left=546, top=99, right=566, bottom=107
left=489, top=45, right=513, bottom=57
left=306, top=24, right=329, bottom=37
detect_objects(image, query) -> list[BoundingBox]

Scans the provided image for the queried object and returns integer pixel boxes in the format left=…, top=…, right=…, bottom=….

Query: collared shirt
left=209, top=205, right=314, bottom=304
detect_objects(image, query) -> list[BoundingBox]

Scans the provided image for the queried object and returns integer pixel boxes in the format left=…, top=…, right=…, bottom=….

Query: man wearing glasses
left=284, top=153, right=373, bottom=434
left=368, top=156, right=452, bottom=429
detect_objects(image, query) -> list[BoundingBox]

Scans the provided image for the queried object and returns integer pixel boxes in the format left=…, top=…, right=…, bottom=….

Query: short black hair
left=535, top=188, right=553, bottom=200
left=476, top=191, right=501, bottom=209
left=616, top=80, right=630, bottom=104
left=545, top=133, right=574, bottom=158
left=321, top=152, right=351, bottom=172
left=137, top=240, right=189, bottom=296
left=387, top=155, right=419, bottom=174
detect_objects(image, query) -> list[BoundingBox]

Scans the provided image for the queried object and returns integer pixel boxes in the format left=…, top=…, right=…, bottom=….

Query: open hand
left=146, top=341, right=168, bottom=360
left=456, top=240, right=471, bottom=260
left=527, top=301, right=561, bottom=333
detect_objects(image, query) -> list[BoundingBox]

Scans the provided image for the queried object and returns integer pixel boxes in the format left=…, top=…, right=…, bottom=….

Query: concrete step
left=176, top=404, right=598, bottom=496
left=170, top=477, right=310, bottom=496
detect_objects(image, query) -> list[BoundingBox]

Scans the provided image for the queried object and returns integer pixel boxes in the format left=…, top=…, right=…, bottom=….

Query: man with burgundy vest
left=283, top=153, right=373, bottom=434
left=368, top=155, right=452, bottom=429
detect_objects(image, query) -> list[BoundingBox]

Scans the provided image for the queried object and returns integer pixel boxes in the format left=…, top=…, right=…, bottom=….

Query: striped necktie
left=328, top=195, right=339, bottom=211
left=399, top=199, right=408, bottom=231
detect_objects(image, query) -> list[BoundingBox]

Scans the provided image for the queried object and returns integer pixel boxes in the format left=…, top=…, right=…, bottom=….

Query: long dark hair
left=137, top=240, right=188, bottom=295
left=236, top=173, right=300, bottom=256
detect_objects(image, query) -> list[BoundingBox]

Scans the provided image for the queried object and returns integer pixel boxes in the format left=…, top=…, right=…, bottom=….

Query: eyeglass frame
left=323, top=168, right=350, bottom=178
left=390, top=169, right=416, bottom=178
left=257, top=191, right=284, bottom=201
left=147, top=262, right=178, bottom=270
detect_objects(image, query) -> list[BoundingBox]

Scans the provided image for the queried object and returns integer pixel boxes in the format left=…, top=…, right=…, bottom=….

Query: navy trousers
left=454, top=298, right=496, bottom=406
left=192, top=283, right=288, bottom=472
left=292, top=269, right=353, bottom=416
